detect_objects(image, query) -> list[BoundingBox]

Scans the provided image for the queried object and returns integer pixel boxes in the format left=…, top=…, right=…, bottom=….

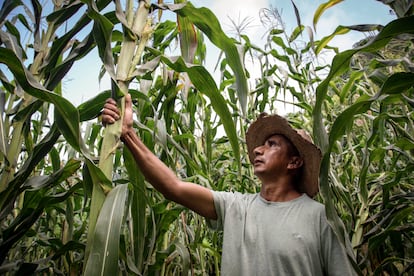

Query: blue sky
left=192, top=0, right=393, bottom=51
left=61, top=0, right=394, bottom=106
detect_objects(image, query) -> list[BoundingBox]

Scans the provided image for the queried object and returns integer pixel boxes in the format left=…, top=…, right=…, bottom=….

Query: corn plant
left=0, top=0, right=114, bottom=273
left=0, top=0, right=249, bottom=274
left=311, top=1, right=414, bottom=274
left=1, top=0, right=413, bottom=275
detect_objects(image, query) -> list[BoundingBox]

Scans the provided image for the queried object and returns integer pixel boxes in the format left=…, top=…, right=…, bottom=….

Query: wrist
left=120, top=128, right=134, bottom=143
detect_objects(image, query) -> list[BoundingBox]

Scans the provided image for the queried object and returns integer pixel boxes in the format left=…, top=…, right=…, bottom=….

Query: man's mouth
left=254, top=159, right=263, bottom=165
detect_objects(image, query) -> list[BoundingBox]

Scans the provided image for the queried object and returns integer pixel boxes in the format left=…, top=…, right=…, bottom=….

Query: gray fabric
left=207, top=191, right=356, bottom=276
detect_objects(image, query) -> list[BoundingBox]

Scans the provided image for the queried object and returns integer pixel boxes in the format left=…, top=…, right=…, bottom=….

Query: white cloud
left=193, top=0, right=268, bottom=41
left=210, top=0, right=268, bottom=24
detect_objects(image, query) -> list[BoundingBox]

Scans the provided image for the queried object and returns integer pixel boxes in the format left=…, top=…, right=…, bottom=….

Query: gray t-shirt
left=207, top=191, right=355, bottom=276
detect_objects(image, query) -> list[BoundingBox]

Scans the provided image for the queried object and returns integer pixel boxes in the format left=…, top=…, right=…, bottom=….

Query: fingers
left=101, top=98, right=120, bottom=125
left=104, top=98, right=118, bottom=112
left=101, top=94, right=133, bottom=126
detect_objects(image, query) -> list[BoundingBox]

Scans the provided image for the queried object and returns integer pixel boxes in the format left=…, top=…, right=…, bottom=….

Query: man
left=102, top=94, right=356, bottom=275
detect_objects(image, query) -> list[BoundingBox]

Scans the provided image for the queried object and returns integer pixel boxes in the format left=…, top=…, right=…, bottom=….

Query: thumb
left=122, top=93, right=133, bottom=129
left=124, top=93, right=132, bottom=110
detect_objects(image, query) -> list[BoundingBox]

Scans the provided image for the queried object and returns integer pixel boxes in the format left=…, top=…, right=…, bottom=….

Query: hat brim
left=246, top=114, right=322, bottom=197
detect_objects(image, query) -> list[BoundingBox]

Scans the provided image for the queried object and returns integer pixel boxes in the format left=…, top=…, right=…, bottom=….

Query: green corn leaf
left=84, top=159, right=113, bottom=195
left=158, top=55, right=241, bottom=172
left=315, top=25, right=350, bottom=55
left=46, top=1, right=84, bottom=26
left=319, top=153, right=362, bottom=274
left=22, top=159, right=81, bottom=191
left=17, top=13, right=32, bottom=32
left=0, top=0, right=23, bottom=25
left=272, top=36, right=298, bottom=56
left=0, top=124, right=60, bottom=210
left=346, top=24, right=383, bottom=32
left=395, top=137, right=414, bottom=151
left=289, top=25, right=305, bottom=42
left=314, top=15, right=414, bottom=152
left=173, top=241, right=191, bottom=274
left=313, top=17, right=414, bottom=276
left=49, top=147, right=61, bottom=172
left=328, top=95, right=373, bottom=150
left=44, top=15, right=90, bottom=77
left=368, top=206, right=414, bottom=251
left=78, top=90, right=111, bottom=121
left=379, top=72, right=414, bottom=94
left=83, top=158, right=115, bottom=268
left=0, top=91, right=6, bottom=163
left=87, top=1, right=117, bottom=82
left=329, top=72, right=414, bottom=152
left=0, top=171, right=83, bottom=260
left=43, top=0, right=112, bottom=77
left=12, top=100, right=43, bottom=124
left=84, top=184, right=128, bottom=276
left=52, top=240, right=85, bottom=260
left=290, top=0, right=301, bottom=31
left=0, top=29, right=26, bottom=60
left=313, top=0, right=344, bottom=31
left=163, top=2, right=249, bottom=116
left=339, top=71, right=364, bottom=103
left=0, top=47, right=84, bottom=154
left=123, top=146, right=147, bottom=269
left=4, top=22, right=22, bottom=50
left=177, top=14, right=197, bottom=63
left=45, top=34, right=96, bottom=90
left=77, top=89, right=151, bottom=122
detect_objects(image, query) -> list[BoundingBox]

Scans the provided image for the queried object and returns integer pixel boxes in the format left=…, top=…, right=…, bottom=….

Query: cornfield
left=0, top=0, right=413, bottom=275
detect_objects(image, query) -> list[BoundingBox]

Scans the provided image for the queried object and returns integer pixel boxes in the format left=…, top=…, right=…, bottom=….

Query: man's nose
left=254, top=145, right=263, bottom=156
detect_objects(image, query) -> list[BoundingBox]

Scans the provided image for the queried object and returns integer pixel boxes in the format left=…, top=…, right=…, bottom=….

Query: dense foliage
left=0, top=0, right=413, bottom=275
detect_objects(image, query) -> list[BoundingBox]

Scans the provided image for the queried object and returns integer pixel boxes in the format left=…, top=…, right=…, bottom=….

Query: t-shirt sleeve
left=320, top=210, right=357, bottom=275
left=205, top=190, right=238, bottom=231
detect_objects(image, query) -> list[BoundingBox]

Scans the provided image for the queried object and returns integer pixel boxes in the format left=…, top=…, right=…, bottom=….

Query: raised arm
left=102, top=94, right=217, bottom=220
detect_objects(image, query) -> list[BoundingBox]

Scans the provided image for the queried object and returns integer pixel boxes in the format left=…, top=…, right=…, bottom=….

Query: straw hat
left=246, top=113, right=322, bottom=197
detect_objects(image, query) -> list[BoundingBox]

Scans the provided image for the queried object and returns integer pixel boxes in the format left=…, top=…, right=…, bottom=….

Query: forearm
left=121, top=129, right=180, bottom=197
left=101, top=95, right=216, bottom=216
left=120, top=128, right=217, bottom=219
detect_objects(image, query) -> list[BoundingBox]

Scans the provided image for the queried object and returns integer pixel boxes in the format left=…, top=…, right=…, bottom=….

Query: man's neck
left=259, top=180, right=301, bottom=202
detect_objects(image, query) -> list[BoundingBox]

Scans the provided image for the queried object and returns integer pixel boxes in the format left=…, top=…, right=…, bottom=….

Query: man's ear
left=287, top=156, right=303, bottom=169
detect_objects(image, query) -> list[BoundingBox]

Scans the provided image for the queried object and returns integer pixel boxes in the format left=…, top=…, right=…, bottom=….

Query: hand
left=101, top=94, right=133, bottom=136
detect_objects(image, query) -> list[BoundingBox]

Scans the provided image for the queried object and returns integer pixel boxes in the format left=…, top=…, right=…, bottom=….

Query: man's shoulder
left=211, top=190, right=258, bottom=201
left=299, top=194, right=327, bottom=215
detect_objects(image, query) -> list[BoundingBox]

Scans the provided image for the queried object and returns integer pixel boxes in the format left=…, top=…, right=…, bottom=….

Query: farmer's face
left=252, top=134, right=299, bottom=177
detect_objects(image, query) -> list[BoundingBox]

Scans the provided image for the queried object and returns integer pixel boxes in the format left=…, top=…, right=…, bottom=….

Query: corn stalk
left=83, top=0, right=153, bottom=273
left=0, top=0, right=115, bottom=272
left=0, top=2, right=57, bottom=193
